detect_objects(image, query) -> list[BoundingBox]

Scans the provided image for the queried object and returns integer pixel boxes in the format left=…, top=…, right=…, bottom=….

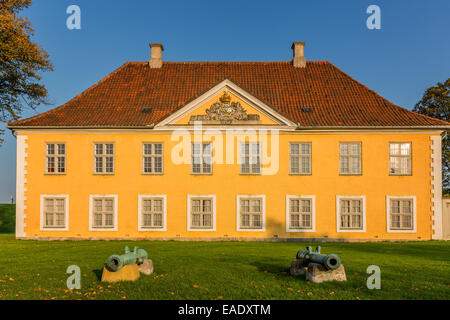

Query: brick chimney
left=291, top=42, right=306, bottom=68
left=149, top=43, right=164, bottom=68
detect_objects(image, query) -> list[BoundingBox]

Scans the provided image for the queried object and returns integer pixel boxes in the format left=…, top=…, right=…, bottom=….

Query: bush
left=0, top=204, right=15, bottom=233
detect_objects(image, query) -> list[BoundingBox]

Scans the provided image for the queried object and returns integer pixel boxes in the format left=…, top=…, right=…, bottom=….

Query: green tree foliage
left=0, top=0, right=53, bottom=145
left=413, top=78, right=450, bottom=194
left=0, top=204, right=15, bottom=233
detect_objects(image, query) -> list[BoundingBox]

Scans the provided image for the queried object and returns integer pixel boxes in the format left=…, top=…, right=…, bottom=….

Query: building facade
left=8, top=42, right=449, bottom=240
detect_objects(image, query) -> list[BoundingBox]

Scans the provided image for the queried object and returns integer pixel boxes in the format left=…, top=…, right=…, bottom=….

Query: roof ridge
left=127, top=61, right=329, bottom=64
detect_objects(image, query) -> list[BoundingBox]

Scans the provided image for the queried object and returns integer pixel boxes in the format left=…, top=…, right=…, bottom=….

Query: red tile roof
left=8, top=61, right=450, bottom=128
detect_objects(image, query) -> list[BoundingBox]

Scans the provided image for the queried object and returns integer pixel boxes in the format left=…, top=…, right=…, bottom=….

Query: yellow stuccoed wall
left=19, top=130, right=436, bottom=240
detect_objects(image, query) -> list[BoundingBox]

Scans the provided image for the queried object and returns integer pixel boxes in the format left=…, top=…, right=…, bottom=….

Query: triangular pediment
left=155, top=79, right=296, bottom=128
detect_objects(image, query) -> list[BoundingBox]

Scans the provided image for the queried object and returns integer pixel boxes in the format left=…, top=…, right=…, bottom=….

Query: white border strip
left=15, top=135, right=28, bottom=238
left=430, top=135, right=443, bottom=239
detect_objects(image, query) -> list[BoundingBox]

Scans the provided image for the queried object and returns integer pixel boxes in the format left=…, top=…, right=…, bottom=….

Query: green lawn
left=0, top=236, right=449, bottom=300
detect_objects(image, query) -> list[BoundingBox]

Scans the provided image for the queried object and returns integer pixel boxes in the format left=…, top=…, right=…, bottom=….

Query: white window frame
left=142, top=142, right=164, bottom=175
left=239, top=142, right=261, bottom=175
left=40, top=194, right=69, bottom=231
left=236, top=195, right=266, bottom=232
left=289, top=142, right=312, bottom=175
left=89, top=195, right=118, bottom=231
left=187, top=195, right=216, bottom=231
left=386, top=196, right=417, bottom=233
left=389, top=142, right=412, bottom=176
left=191, top=142, right=213, bottom=175
left=339, top=142, right=362, bottom=175
left=138, top=195, right=167, bottom=231
left=336, top=195, right=366, bottom=232
left=285, top=195, right=315, bottom=232
left=45, top=142, right=66, bottom=174
left=93, top=142, right=115, bottom=175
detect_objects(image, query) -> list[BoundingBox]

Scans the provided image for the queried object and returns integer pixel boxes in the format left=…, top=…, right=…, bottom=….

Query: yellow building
left=8, top=42, right=450, bottom=241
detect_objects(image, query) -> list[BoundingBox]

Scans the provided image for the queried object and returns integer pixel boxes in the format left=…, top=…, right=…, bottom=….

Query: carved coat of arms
left=190, top=91, right=260, bottom=124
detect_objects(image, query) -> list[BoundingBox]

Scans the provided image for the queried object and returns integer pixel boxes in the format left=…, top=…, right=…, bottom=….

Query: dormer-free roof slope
left=8, top=61, right=449, bottom=128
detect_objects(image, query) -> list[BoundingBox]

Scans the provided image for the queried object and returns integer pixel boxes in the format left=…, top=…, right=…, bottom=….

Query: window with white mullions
left=92, top=198, right=115, bottom=228
left=142, top=198, right=164, bottom=228
left=143, top=143, right=163, bottom=174
left=340, top=142, right=361, bottom=175
left=289, top=198, right=312, bottom=229
left=94, top=143, right=114, bottom=174
left=240, top=142, right=261, bottom=174
left=340, top=199, right=363, bottom=230
left=239, top=198, right=263, bottom=229
left=389, top=142, right=411, bottom=175
left=191, top=143, right=212, bottom=174
left=43, top=198, right=66, bottom=228
left=390, top=199, right=413, bottom=230
left=290, top=142, right=311, bottom=174
left=46, top=143, right=66, bottom=173
left=190, top=198, right=213, bottom=229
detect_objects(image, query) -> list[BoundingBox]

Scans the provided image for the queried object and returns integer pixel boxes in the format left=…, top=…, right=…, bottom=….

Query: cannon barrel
left=106, top=246, right=148, bottom=272
left=296, top=246, right=341, bottom=270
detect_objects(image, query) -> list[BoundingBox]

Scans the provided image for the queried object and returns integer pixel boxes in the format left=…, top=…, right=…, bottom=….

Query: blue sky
left=0, top=0, right=449, bottom=202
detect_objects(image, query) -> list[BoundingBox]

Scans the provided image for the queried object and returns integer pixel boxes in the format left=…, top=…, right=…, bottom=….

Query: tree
left=0, top=0, right=53, bottom=145
left=413, top=78, right=450, bottom=194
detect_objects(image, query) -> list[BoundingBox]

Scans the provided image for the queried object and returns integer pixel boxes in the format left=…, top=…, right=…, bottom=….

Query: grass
left=0, top=236, right=449, bottom=300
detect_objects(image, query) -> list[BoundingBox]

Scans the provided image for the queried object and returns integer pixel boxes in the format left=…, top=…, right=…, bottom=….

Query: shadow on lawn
left=336, top=242, right=450, bottom=262
left=250, top=260, right=292, bottom=279
left=93, top=269, right=103, bottom=281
